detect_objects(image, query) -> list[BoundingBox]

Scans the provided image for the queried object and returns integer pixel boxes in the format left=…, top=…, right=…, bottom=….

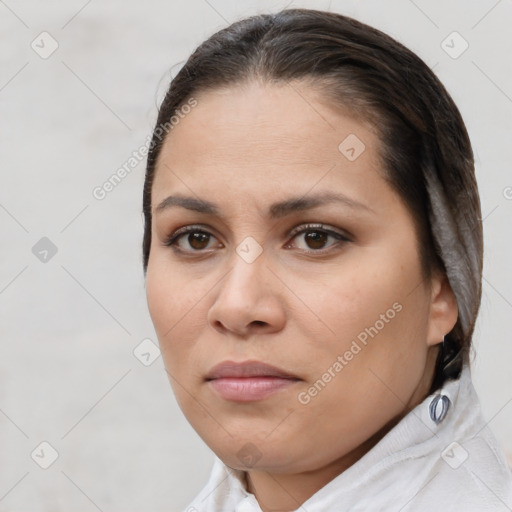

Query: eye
left=163, top=223, right=350, bottom=255
left=285, top=223, right=350, bottom=253
left=163, top=225, right=222, bottom=253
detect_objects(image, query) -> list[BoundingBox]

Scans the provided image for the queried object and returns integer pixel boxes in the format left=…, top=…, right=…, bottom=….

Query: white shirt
left=184, top=365, right=512, bottom=511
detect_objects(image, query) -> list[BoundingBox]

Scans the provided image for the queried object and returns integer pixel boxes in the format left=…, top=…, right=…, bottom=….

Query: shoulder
left=353, top=365, right=512, bottom=511
left=401, top=368, right=512, bottom=511
left=408, top=440, right=512, bottom=511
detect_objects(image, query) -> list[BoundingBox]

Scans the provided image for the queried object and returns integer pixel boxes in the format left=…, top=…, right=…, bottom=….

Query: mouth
left=205, top=360, right=301, bottom=402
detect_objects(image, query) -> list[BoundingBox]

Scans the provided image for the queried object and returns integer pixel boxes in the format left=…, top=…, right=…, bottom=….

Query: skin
left=145, top=80, right=459, bottom=511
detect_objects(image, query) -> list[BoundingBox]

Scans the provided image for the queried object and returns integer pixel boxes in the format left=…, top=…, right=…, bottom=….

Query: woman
left=142, top=8, right=512, bottom=511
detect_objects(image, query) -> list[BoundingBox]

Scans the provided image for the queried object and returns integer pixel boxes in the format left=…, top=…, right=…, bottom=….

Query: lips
left=205, top=360, right=301, bottom=402
left=205, top=360, right=299, bottom=380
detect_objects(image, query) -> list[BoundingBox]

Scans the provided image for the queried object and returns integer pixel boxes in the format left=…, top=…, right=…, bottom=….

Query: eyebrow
left=154, top=191, right=375, bottom=218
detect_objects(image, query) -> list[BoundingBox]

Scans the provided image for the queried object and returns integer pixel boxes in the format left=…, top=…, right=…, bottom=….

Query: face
left=145, top=80, right=452, bottom=474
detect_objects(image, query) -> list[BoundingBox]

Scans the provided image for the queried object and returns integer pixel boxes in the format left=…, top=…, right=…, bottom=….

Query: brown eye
left=287, top=224, right=350, bottom=254
left=164, top=223, right=349, bottom=256
left=303, top=230, right=329, bottom=250
left=187, top=232, right=211, bottom=250
left=164, top=226, right=220, bottom=252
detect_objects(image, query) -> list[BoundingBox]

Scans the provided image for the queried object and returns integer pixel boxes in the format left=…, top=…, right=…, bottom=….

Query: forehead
left=158, top=81, right=379, bottom=162
left=152, top=81, right=390, bottom=212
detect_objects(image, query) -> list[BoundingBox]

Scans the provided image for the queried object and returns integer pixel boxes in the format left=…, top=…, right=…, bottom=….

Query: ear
left=426, top=271, right=459, bottom=347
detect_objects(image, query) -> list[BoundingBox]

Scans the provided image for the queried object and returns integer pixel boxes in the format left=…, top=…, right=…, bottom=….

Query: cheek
left=145, top=256, right=210, bottom=374
left=146, top=252, right=195, bottom=329
left=296, top=263, right=397, bottom=343
left=145, top=262, right=203, bottom=412
left=145, top=262, right=172, bottom=334
left=146, top=259, right=190, bottom=354
left=302, top=250, right=430, bottom=392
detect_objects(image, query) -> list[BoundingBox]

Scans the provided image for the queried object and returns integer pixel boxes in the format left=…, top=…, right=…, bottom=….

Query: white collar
left=186, top=364, right=512, bottom=511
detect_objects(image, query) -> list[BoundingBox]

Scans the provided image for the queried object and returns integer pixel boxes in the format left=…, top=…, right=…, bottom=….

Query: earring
left=429, top=335, right=451, bottom=424
left=429, top=392, right=451, bottom=424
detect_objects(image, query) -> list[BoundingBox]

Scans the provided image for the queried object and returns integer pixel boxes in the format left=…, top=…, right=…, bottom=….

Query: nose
left=207, top=249, right=286, bottom=338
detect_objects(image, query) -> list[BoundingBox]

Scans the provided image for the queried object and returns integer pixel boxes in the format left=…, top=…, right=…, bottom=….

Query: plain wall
left=1, top=1, right=511, bottom=510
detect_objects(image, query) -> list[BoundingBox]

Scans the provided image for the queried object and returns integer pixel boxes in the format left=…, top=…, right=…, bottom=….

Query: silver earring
left=429, top=336, right=451, bottom=424
left=429, top=393, right=450, bottom=424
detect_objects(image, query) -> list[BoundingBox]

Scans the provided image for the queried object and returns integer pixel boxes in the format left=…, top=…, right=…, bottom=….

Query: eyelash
left=162, top=223, right=351, bottom=256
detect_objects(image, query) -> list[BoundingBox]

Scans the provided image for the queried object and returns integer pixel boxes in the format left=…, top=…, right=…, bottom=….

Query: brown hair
left=142, top=8, right=483, bottom=391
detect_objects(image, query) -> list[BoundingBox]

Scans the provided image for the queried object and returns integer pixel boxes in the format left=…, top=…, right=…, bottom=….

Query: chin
left=206, top=434, right=311, bottom=474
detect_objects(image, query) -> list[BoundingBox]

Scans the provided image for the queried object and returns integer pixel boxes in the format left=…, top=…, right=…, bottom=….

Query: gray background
left=1, top=0, right=511, bottom=510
